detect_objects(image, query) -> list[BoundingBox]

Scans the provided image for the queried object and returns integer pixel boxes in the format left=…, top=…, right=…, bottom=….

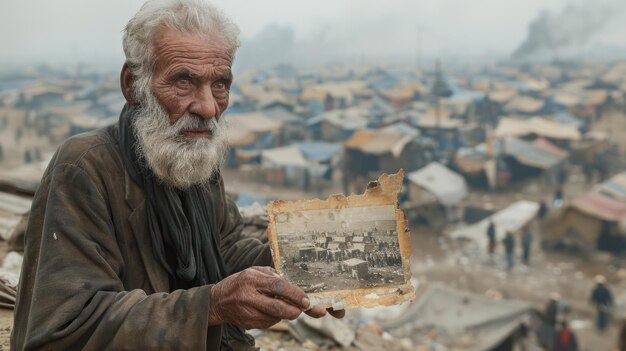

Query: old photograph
left=267, top=171, right=415, bottom=309
left=275, top=204, right=404, bottom=291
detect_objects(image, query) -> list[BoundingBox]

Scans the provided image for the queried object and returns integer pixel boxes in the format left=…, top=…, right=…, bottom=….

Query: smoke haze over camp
left=2, top=0, right=626, bottom=71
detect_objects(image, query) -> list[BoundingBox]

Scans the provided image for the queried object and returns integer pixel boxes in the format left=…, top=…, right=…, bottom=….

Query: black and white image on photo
left=274, top=204, right=405, bottom=292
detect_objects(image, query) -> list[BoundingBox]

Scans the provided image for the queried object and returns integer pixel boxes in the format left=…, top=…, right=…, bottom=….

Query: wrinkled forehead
left=152, top=25, right=234, bottom=68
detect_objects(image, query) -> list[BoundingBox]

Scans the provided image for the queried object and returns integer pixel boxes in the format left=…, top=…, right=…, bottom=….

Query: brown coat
left=11, top=125, right=271, bottom=350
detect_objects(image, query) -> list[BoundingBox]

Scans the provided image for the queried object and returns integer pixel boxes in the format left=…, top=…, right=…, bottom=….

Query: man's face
left=130, top=26, right=234, bottom=189
left=151, top=26, right=234, bottom=137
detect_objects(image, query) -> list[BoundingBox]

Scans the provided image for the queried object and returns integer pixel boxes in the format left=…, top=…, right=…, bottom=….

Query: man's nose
left=188, top=85, right=219, bottom=120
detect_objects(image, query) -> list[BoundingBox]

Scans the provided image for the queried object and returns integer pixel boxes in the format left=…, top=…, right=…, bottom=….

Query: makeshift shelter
left=260, top=145, right=310, bottom=188
left=306, top=107, right=370, bottom=142
left=497, top=137, right=567, bottom=185
left=544, top=191, right=626, bottom=253
left=295, top=142, right=343, bottom=164
left=495, top=117, right=581, bottom=142
left=297, top=246, right=316, bottom=261
left=341, top=258, right=368, bottom=279
left=503, top=95, right=547, bottom=115
left=450, top=201, right=539, bottom=251
left=405, top=162, right=467, bottom=227
left=343, top=129, right=434, bottom=188
left=226, top=112, right=283, bottom=166
left=381, top=284, right=537, bottom=351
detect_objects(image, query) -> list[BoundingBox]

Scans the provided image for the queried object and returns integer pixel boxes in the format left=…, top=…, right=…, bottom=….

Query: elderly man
left=12, top=1, right=343, bottom=350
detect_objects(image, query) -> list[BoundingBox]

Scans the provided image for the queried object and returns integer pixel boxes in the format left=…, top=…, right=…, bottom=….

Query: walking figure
left=487, top=220, right=496, bottom=255
left=503, top=231, right=515, bottom=270
left=590, top=275, right=613, bottom=332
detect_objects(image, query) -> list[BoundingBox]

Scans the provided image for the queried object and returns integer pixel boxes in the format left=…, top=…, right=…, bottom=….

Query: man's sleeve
left=12, top=163, right=222, bottom=350
left=218, top=178, right=272, bottom=274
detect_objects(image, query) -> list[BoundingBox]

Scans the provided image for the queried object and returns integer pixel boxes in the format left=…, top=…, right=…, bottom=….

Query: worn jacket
left=11, top=125, right=271, bottom=350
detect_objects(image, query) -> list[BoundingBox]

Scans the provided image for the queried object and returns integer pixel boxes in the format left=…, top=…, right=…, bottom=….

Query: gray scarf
left=117, top=104, right=256, bottom=350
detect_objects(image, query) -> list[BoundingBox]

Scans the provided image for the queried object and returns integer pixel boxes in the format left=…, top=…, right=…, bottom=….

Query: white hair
left=123, top=0, right=240, bottom=100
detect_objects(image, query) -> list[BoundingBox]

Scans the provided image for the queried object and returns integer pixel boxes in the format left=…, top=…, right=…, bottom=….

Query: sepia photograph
left=267, top=171, right=415, bottom=309
left=275, top=204, right=404, bottom=291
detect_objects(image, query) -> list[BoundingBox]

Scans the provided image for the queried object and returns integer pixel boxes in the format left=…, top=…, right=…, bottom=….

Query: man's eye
left=177, top=78, right=191, bottom=86
left=213, top=80, right=228, bottom=90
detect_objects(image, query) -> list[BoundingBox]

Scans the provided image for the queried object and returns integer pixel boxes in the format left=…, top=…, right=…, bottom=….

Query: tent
left=450, top=201, right=539, bottom=248
left=407, top=162, right=467, bottom=207
left=380, top=284, right=536, bottom=351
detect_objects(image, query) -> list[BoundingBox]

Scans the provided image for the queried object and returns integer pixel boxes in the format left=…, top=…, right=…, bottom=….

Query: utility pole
left=432, top=59, right=444, bottom=157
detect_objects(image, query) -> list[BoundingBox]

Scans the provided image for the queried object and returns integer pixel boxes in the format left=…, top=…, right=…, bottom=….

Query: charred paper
left=267, top=170, right=415, bottom=309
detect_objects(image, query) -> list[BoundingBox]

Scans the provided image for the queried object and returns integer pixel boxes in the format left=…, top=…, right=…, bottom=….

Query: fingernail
left=302, top=297, right=310, bottom=309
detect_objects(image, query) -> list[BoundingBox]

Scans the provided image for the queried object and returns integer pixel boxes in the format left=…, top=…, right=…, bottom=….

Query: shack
left=405, top=162, right=468, bottom=227
left=341, top=258, right=368, bottom=279
left=543, top=190, right=626, bottom=254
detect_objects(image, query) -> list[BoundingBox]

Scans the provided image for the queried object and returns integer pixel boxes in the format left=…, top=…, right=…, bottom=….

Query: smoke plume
left=512, top=0, right=619, bottom=60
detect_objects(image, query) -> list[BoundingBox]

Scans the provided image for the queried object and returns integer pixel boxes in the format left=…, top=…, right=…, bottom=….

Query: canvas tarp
left=503, top=96, right=544, bottom=114
left=261, top=145, right=309, bottom=168
left=501, top=137, right=565, bottom=170
left=407, top=162, right=467, bottom=207
left=229, top=112, right=283, bottom=133
left=296, top=142, right=343, bottom=162
left=380, top=284, right=535, bottom=351
left=572, top=192, right=626, bottom=222
left=450, top=201, right=539, bottom=247
left=345, top=130, right=416, bottom=158
left=595, top=172, right=626, bottom=202
left=495, top=117, right=581, bottom=141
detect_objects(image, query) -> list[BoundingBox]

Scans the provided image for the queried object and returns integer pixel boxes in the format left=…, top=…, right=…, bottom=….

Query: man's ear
left=120, top=63, right=139, bottom=105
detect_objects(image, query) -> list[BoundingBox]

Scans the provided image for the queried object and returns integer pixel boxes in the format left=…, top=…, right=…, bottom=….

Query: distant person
left=590, top=275, right=613, bottom=332
left=554, top=187, right=564, bottom=209
left=545, top=292, right=561, bottom=328
left=521, top=226, right=532, bottom=265
left=538, top=200, right=548, bottom=221
left=540, top=292, right=561, bottom=350
left=553, top=321, right=579, bottom=351
left=503, top=231, right=515, bottom=270
left=487, top=220, right=497, bottom=255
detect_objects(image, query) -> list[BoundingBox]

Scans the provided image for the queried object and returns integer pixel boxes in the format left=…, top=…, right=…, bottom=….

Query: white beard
left=132, top=93, right=229, bottom=189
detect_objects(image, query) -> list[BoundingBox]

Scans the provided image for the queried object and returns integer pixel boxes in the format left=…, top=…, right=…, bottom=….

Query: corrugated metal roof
left=573, top=192, right=626, bottom=222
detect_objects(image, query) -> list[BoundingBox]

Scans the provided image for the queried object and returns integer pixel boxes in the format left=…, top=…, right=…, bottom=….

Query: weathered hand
left=304, top=306, right=346, bottom=319
left=208, top=266, right=310, bottom=329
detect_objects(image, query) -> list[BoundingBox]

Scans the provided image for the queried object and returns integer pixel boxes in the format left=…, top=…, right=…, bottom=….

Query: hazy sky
left=1, top=0, right=625, bottom=69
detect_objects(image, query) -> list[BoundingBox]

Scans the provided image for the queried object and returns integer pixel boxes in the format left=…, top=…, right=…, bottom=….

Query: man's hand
left=208, top=266, right=311, bottom=329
